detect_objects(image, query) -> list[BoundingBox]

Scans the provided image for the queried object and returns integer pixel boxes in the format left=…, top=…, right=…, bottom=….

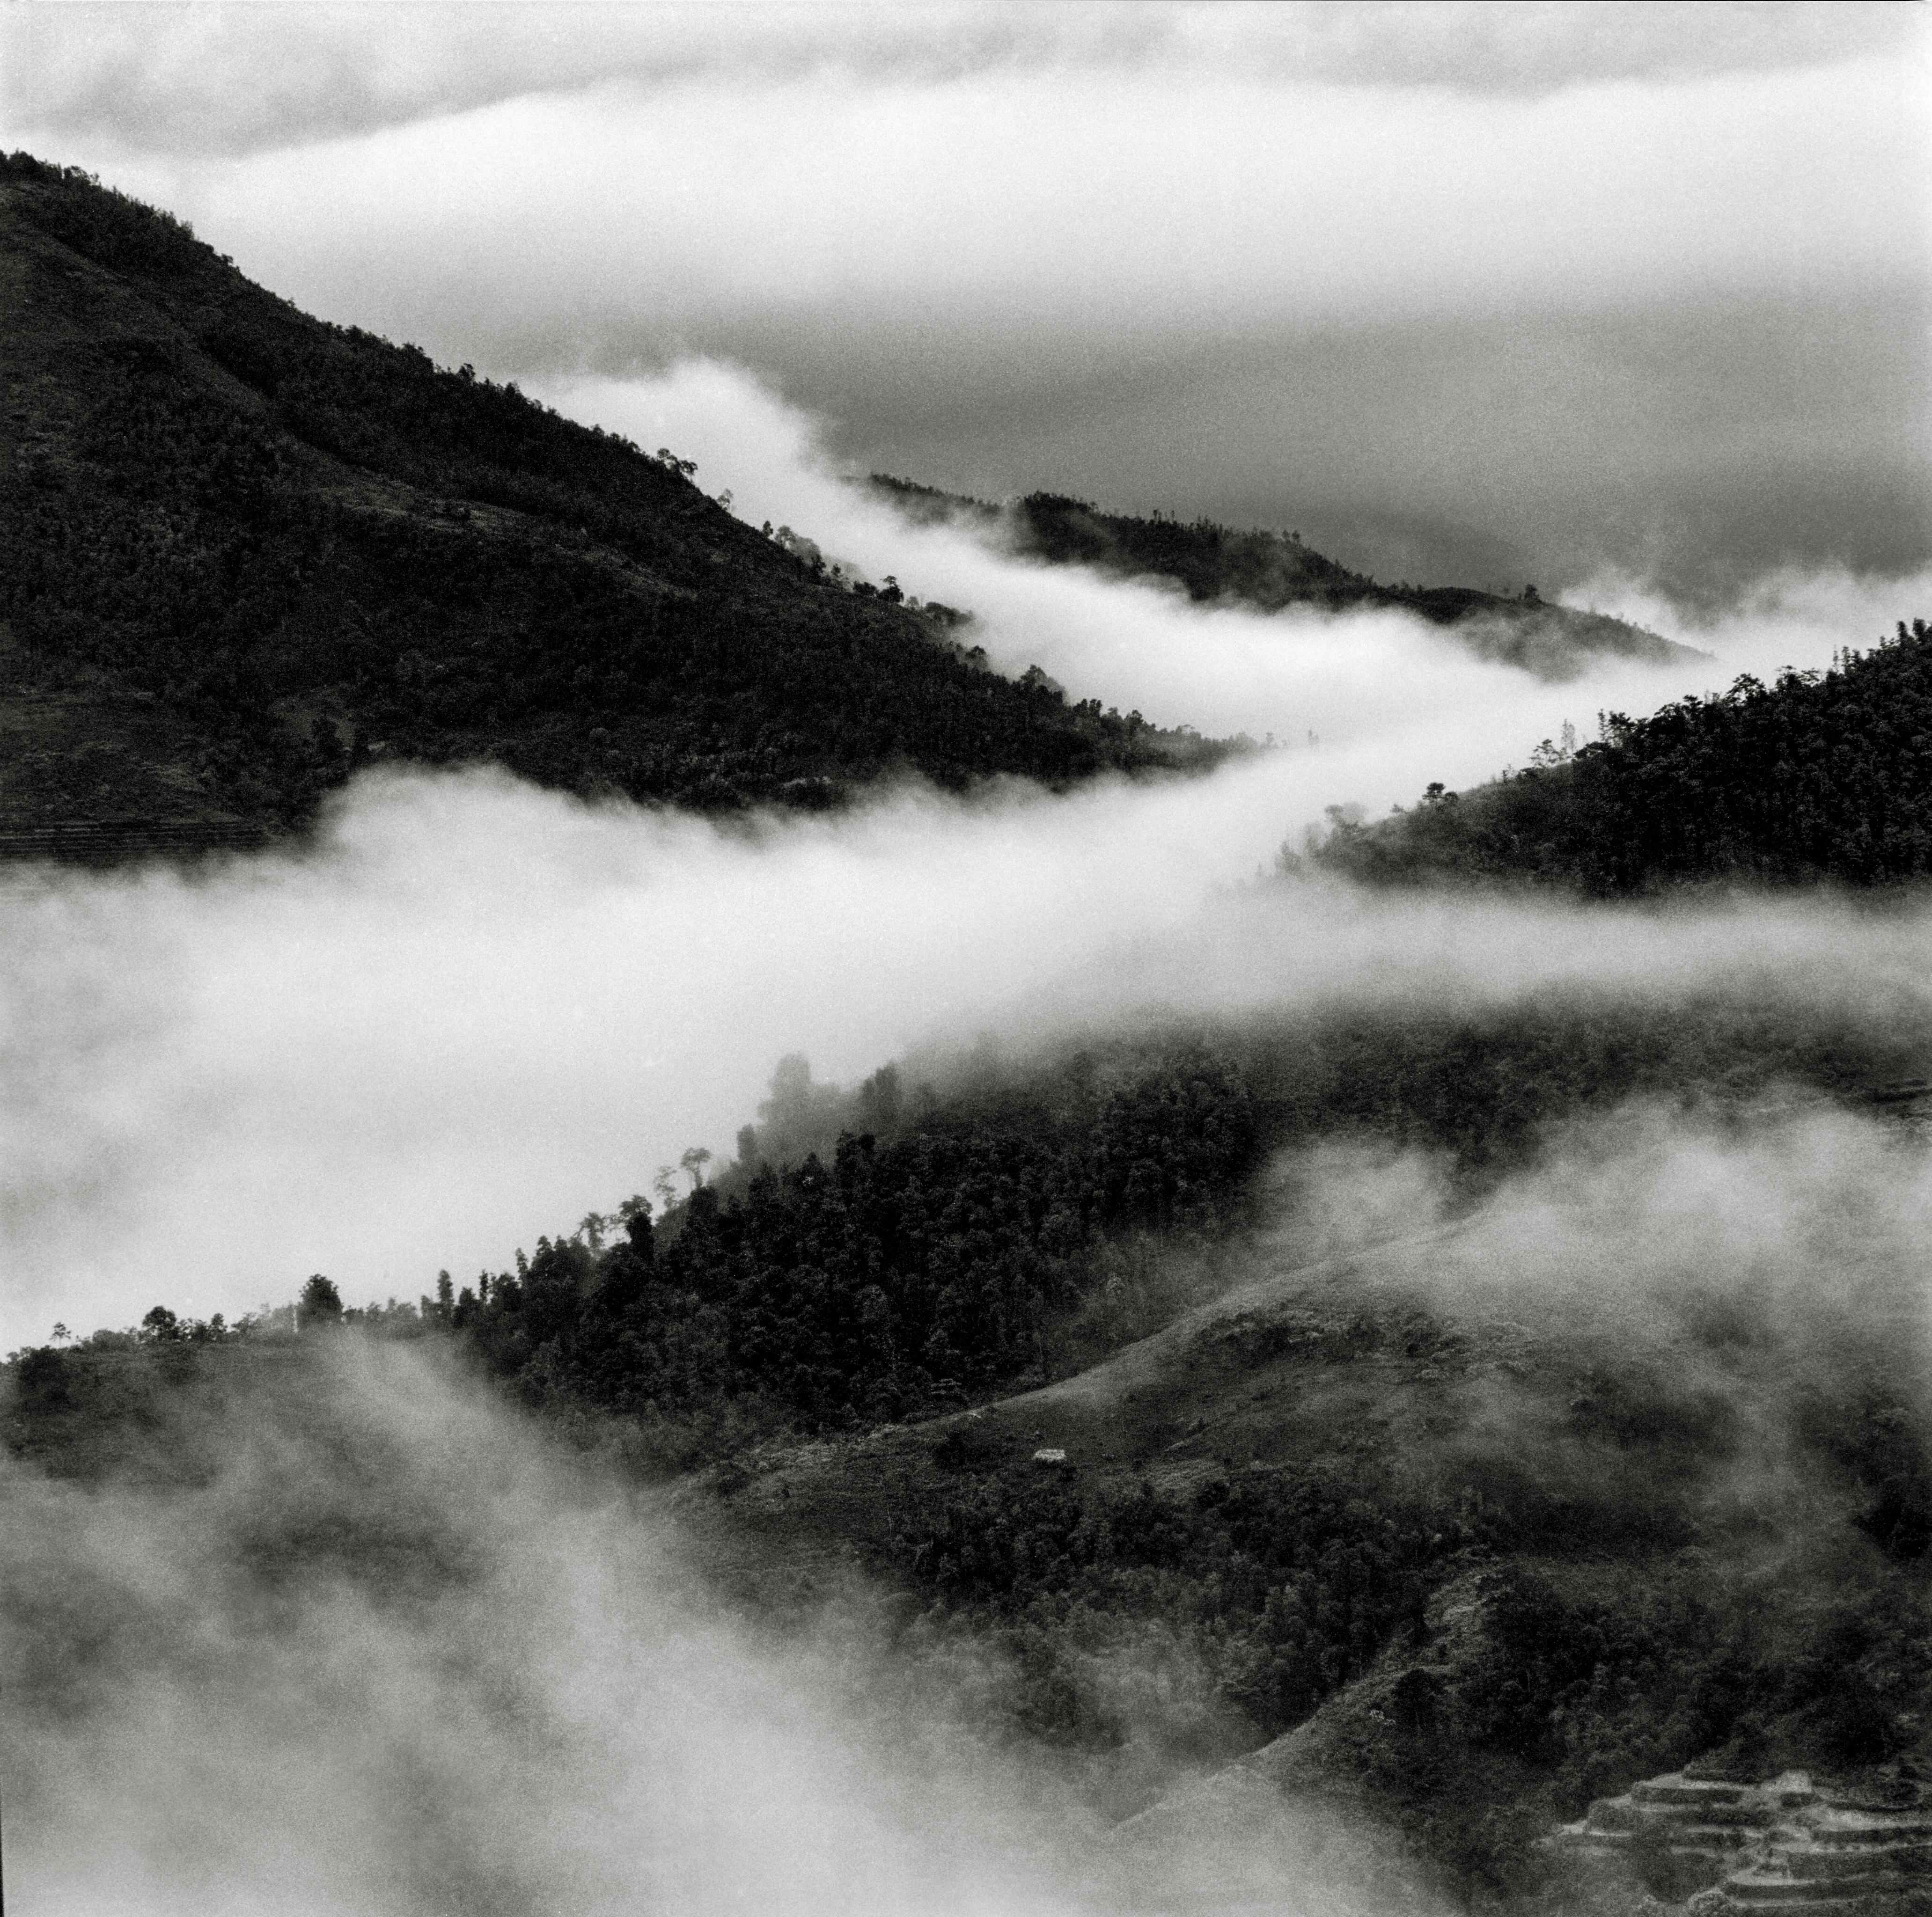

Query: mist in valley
left=4, top=8, right=1930, bottom=1910
left=6, top=459, right=1928, bottom=1903
left=4, top=435, right=1925, bottom=1346
left=3, top=1338, right=1123, bottom=1917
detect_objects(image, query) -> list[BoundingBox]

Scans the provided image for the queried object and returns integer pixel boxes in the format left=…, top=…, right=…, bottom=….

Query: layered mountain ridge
left=8, top=150, right=1931, bottom=1917
left=3, top=153, right=1719, bottom=868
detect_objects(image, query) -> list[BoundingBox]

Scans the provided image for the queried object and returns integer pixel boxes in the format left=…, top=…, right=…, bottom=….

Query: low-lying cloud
left=5, top=16, right=1927, bottom=1906
left=4, top=364, right=1929, bottom=1345
left=1265, top=1100, right=1932, bottom=1352
left=7, top=756, right=1932, bottom=1349
left=536, top=358, right=1932, bottom=722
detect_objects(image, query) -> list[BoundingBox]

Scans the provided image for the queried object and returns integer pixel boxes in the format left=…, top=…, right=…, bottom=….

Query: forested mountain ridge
left=0, top=154, right=1224, bottom=859
left=1311, top=617, right=1932, bottom=893
left=870, top=475, right=1705, bottom=682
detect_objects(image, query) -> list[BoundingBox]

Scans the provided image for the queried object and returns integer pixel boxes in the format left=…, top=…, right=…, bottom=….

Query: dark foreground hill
left=0, top=155, right=1223, bottom=861
left=871, top=476, right=1705, bottom=683
left=1310, top=618, right=1932, bottom=893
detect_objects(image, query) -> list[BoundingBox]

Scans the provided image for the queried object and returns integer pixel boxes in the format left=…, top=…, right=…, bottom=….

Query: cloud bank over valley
left=3, top=21, right=1931, bottom=1901
left=3, top=476, right=1926, bottom=1346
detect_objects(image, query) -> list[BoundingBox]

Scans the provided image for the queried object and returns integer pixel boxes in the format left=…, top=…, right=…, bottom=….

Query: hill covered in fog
left=21, top=919, right=1930, bottom=1902
left=870, top=476, right=1705, bottom=684
left=0, top=154, right=1225, bottom=860
left=12, top=999, right=1929, bottom=1907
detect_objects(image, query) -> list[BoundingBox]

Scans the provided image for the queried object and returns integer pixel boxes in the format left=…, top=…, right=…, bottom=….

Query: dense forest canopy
left=869, top=475, right=1705, bottom=683
left=23, top=979, right=1929, bottom=1431
left=0, top=154, right=1225, bottom=856
left=1310, top=618, right=1932, bottom=893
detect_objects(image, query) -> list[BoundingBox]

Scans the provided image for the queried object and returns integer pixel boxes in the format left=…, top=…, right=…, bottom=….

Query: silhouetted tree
left=297, top=1274, right=344, bottom=1330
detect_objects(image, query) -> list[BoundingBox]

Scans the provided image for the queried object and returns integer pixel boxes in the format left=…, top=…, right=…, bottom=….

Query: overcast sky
left=5, top=2, right=1929, bottom=600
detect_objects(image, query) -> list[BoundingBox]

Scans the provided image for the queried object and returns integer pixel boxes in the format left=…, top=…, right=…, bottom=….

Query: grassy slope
left=871, top=476, right=1706, bottom=684
left=0, top=155, right=1225, bottom=859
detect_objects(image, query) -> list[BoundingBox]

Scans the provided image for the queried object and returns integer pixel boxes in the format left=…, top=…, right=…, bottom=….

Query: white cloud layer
left=33, top=53, right=1922, bottom=345
left=9, top=3, right=1917, bottom=156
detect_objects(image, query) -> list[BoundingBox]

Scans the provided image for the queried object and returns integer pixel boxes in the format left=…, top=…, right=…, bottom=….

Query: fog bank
left=7, top=746, right=1932, bottom=1348
left=5, top=355, right=1928, bottom=1344
left=0, top=363, right=1924, bottom=1345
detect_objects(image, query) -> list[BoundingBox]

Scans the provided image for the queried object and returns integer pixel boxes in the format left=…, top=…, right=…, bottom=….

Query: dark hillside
left=15, top=965, right=1932, bottom=1902
left=871, top=476, right=1703, bottom=683
left=0, top=155, right=1223, bottom=859
left=405, top=985, right=1929, bottom=1895
left=1311, top=618, right=1932, bottom=893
